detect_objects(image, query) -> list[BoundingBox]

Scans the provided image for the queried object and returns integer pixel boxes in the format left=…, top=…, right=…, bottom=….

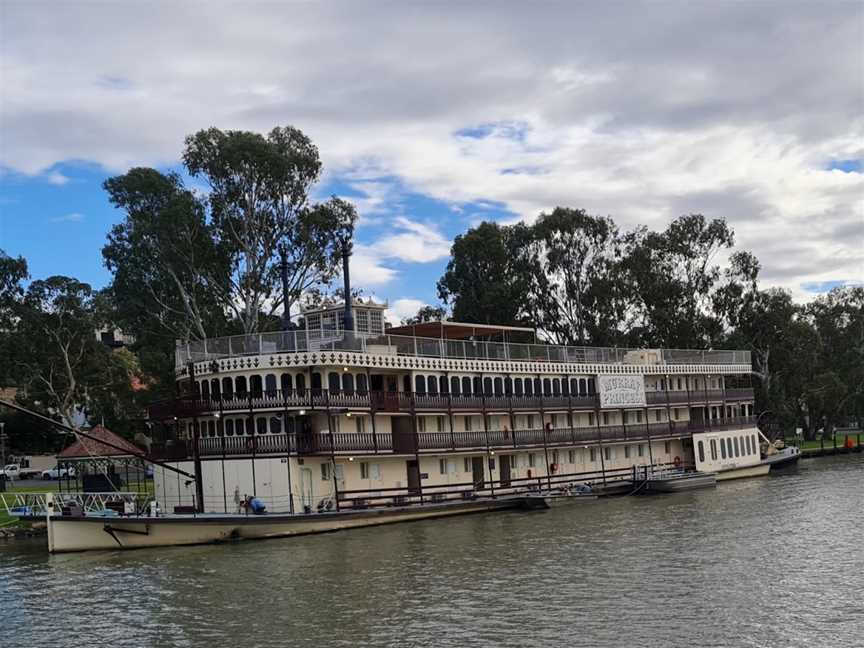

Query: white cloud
left=371, top=217, right=451, bottom=264
left=46, top=171, right=69, bottom=185
left=50, top=212, right=84, bottom=223
left=1, top=3, right=862, bottom=299
left=385, top=298, right=427, bottom=326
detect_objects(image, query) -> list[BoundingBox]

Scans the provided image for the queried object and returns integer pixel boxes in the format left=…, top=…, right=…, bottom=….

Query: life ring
left=673, top=455, right=682, bottom=467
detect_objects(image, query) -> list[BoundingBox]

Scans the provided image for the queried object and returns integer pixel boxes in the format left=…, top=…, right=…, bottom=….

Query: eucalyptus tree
left=437, top=221, right=534, bottom=326
left=0, top=251, right=28, bottom=388
left=183, top=126, right=356, bottom=334
left=522, top=208, right=626, bottom=346
left=621, top=214, right=737, bottom=349
left=13, top=276, right=133, bottom=431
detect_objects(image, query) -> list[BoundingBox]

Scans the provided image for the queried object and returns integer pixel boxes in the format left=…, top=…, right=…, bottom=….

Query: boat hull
left=46, top=498, right=527, bottom=553
left=642, top=473, right=717, bottom=493
left=715, top=463, right=771, bottom=481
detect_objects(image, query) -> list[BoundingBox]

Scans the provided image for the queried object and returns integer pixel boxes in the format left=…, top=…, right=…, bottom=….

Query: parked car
left=41, top=466, right=76, bottom=480
left=0, top=464, right=42, bottom=480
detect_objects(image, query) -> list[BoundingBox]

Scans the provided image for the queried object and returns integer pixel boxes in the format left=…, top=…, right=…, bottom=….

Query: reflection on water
left=2, top=456, right=863, bottom=648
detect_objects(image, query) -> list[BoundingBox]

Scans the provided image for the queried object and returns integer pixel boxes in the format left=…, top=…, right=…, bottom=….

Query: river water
left=1, top=455, right=862, bottom=648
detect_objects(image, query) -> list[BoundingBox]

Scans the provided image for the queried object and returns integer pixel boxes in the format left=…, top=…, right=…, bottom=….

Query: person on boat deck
left=243, top=495, right=267, bottom=515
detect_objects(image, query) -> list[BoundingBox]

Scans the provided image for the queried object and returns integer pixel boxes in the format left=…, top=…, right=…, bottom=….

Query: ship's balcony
left=176, top=330, right=751, bottom=369
left=149, top=416, right=758, bottom=461
left=148, top=387, right=754, bottom=420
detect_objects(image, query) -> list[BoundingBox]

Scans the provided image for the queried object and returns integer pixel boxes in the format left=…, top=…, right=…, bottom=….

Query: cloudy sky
left=1, top=2, right=862, bottom=323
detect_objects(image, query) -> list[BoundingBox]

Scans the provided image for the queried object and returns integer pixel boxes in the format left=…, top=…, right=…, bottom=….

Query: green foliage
left=402, top=305, right=448, bottom=325
left=11, top=276, right=138, bottom=432
left=102, top=125, right=357, bottom=393
left=437, top=221, right=533, bottom=326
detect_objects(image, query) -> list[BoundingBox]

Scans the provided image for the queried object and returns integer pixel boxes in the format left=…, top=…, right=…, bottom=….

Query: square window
left=360, top=462, right=369, bottom=479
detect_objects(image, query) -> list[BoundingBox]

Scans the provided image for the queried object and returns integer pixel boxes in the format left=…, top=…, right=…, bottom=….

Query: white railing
left=176, top=331, right=751, bottom=369
left=1, top=492, right=144, bottom=517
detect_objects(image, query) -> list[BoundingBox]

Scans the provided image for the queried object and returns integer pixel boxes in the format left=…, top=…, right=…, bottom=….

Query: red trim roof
left=58, top=425, right=142, bottom=459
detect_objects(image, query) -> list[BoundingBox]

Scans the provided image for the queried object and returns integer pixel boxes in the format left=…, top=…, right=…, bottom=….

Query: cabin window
left=720, top=438, right=727, bottom=459
left=745, top=435, right=752, bottom=455
left=355, top=416, right=366, bottom=434
left=710, top=439, right=718, bottom=461
left=428, top=376, right=438, bottom=394
left=561, top=378, right=569, bottom=396
left=225, top=419, right=235, bottom=436
left=638, top=444, right=645, bottom=457
left=415, top=375, right=426, bottom=394
left=624, top=446, right=631, bottom=459
left=636, top=410, right=643, bottom=423
left=587, top=378, right=596, bottom=395
left=211, top=379, right=220, bottom=398
left=509, top=455, right=518, bottom=469
left=733, top=437, right=740, bottom=457
left=473, top=377, right=482, bottom=394
left=534, top=378, right=542, bottom=395
left=250, top=375, right=263, bottom=397
left=329, top=372, right=342, bottom=393
left=222, top=377, right=233, bottom=397
left=529, top=453, right=536, bottom=467
left=752, top=434, right=758, bottom=455
left=494, top=377, right=503, bottom=396
left=450, top=377, right=460, bottom=395
left=697, top=440, right=705, bottom=463
left=438, top=459, right=447, bottom=475
left=256, top=418, right=267, bottom=436
left=726, top=438, right=733, bottom=458
left=461, top=377, right=472, bottom=394
left=552, top=379, right=561, bottom=395
left=361, top=462, right=370, bottom=479
left=270, top=417, right=282, bottom=434
left=464, top=458, right=472, bottom=473
left=524, top=379, right=533, bottom=396
left=341, top=373, right=354, bottom=393
left=321, top=463, right=331, bottom=481
left=527, top=414, right=535, bottom=429
left=201, top=381, right=210, bottom=398
left=311, top=372, right=322, bottom=392
left=435, top=416, right=445, bottom=432
left=504, top=377, right=513, bottom=395
left=353, top=373, right=367, bottom=394
left=604, top=447, right=613, bottom=461
left=514, top=378, right=523, bottom=396
left=245, top=418, right=255, bottom=435
left=483, top=377, right=493, bottom=396
left=207, top=420, right=216, bottom=437
left=602, top=412, right=610, bottom=425
left=664, top=441, right=671, bottom=454
left=568, top=450, right=576, bottom=463
left=281, top=373, right=293, bottom=394
left=417, top=417, right=426, bottom=433
left=464, top=416, right=473, bottom=432
left=570, top=378, right=579, bottom=395
left=542, top=378, right=551, bottom=395
left=590, top=448, right=597, bottom=462
left=588, top=413, right=595, bottom=426
left=655, top=410, right=662, bottom=422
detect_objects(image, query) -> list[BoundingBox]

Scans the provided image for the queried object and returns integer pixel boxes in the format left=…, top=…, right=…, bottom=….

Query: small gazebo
left=57, top=425, right=149, bottom=494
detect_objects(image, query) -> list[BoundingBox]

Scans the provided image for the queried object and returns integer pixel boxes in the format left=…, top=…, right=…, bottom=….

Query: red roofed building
left=58, top=425, right=142, bottom=460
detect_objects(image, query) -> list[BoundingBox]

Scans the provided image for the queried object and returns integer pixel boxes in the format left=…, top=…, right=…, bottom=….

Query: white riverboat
left=25, top=289, right=761, bottom=552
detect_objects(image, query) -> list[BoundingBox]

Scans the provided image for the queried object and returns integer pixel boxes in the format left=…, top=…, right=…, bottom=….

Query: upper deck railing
left=176, top=330, right=751, bottom=369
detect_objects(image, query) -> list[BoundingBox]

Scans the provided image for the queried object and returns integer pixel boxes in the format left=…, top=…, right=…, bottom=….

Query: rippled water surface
left=2, top=455, right=862, bottom=647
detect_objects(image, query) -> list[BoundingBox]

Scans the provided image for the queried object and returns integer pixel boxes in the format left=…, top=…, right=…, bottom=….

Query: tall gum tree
left=183, top=126, right=356, bottom=334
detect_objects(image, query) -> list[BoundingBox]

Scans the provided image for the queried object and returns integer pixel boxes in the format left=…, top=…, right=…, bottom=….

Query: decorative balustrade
left=149, top=387, right=754, bottom=420
left=178, top=331, right=752, bottom=368
left=153, top=415, right=757, bottom=461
